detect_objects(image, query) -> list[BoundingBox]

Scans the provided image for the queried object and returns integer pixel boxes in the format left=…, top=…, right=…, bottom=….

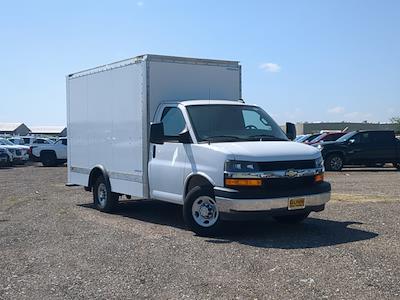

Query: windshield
left=336, top=131, right=356, bottom=142
left=309, top=133, right=326, bottom=143
left=185, top=104, right=288, bottom=142
left=0, top=138, right=14, bottom=145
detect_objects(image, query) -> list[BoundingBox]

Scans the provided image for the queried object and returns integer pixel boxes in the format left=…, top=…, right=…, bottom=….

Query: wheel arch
left=39, top=149, right=56, bottom=157
left=183, top=173, right=215, bottom=200
left=87, top=165, right=111, bottom=192
left=325, top=151, right=345, bottom=160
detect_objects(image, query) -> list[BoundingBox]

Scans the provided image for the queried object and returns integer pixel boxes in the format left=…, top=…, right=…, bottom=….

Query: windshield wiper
left=248, top=134, right=287, bottom=141
left=202, top=135, right=244, bottom=142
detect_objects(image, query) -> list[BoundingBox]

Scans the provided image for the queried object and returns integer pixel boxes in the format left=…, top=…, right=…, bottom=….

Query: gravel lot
left=1, top=164, right=400, bottom=299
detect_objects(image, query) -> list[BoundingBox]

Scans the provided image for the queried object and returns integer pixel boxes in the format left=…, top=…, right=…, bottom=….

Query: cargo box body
left=67, top=54, right=241, bottom=198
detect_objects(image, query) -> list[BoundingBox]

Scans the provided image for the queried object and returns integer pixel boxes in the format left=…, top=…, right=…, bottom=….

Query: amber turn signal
left=225, top=178, right=262, bottom=187
left=314, top=173, right=324, bottom=183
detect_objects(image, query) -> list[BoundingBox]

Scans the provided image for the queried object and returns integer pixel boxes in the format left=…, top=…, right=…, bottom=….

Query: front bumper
left=214, top=182, right=331, bottom=219
left=13, top=155, right=29, bottom=161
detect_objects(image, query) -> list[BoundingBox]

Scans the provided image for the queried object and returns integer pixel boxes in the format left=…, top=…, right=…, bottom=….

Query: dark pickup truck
left=317, top=130, right=400, bottom=171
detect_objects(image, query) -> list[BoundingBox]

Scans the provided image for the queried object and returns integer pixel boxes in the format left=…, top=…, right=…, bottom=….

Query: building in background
left=29, top=126, right=67, bottom=137
left=294, top=122, right=399, bottom=135
left=0, top=122, right=30, bottom=136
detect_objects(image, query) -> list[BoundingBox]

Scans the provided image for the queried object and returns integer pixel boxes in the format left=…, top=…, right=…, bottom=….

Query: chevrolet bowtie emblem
left=285, top=169, right=298, bottom=178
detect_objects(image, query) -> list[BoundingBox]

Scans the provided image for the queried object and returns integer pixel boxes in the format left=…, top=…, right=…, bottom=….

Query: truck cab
left=146, top=100, right=330, bottom=234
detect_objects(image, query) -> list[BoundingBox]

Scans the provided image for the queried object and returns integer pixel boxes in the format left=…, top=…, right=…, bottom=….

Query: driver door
left=148, top=105, right=188, bottom=204
left=346, top=132, right=373, bottom=164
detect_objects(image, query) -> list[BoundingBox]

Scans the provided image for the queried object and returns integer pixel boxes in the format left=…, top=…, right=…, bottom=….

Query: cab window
left=353, top=132, right=371, bottom=143
left=161, top=107, right=186, bottom=137
left=242, top=110, right=272, bottom=130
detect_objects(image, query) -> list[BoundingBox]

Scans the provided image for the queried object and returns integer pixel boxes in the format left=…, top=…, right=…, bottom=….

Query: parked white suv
left=8, top=136, right=54, bottom=146
left=0, top=146, right=13, bottom=167
left=31, top=138, right=67, bottom=166
left=0, top=138, right=30, bottom=165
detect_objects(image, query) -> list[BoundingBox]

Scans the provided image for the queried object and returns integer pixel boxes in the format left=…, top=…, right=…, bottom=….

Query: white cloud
left=328, top=106, right=345, bottom=114
left=259, top=62, right=281, bottom=73
left=137, top=1, right=144, bottom=6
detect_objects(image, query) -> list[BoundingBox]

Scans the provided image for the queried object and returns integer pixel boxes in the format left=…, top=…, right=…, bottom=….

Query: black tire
left=93, top=176, right=119, bottom=212
left=183, top=186, right=222, bottom=236
left=273, top=212, right=310, bottom=224
left=40, top=151, right=57, bottom=167
left=325, top=154, right=344, bottom=171
left=4, top=156, right=12, bottom=167
left=393, top=163, right=400, bottom=170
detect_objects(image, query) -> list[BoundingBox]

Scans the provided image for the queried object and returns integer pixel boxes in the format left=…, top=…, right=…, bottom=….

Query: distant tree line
left=391, top=116, right=400, bottom=132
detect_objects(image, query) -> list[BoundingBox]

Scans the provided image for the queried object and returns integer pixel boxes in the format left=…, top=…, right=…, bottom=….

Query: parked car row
left=295, top=130, right=400, bottom=171
left=295, top=131, right=347, bottom=145
left=0, top=136, right=67, bottom=167
left=318, top=130, right=400, bottom=171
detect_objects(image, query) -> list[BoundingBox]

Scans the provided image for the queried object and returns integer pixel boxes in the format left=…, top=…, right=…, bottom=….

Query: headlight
left=317, top=144, right=323, bottom=151
left=225, top=160, right=260, bottom=172
left=315, top=156, right=324, bottom=168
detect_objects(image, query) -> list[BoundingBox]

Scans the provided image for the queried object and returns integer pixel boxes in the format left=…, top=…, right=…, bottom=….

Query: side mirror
left=178, top=129, right=192, bottom=144
left=150, top=123, right=164, bottom=144
left=286, top=122, right=296, bottom=141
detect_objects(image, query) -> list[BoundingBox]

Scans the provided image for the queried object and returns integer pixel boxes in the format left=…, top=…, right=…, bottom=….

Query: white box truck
left=67, top=54, right=330, bottom=235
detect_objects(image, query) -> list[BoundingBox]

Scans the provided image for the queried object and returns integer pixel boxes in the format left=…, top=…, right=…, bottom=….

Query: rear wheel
left=93, top=176, right=119, bottom=212
left=183, top=186, right=222, bottom=236
left=325, top=154, right=343, bottom=171
left=273, top=212, right=310, bottom=224
left=4, top=155, right=12, bottom=167
left=40, top=151, right=57, bottom=167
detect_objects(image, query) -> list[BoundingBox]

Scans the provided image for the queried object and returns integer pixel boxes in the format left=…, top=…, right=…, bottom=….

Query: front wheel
left=183, top=186, right=222, bottom=236
left=393, top=162, right=400, bottom=170
left=273, top=212, right=310, bottom=224
left=93, top=176, right=119, bottom=212
left=325, top=154, right=343, bottom=171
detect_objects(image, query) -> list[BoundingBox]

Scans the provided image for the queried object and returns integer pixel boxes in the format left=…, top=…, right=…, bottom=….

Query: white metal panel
left=110, top=64, right=145, bottom=181
left=147, top=60, right=241, bottom=121
left=67, top=61, right=146, bottom=196
left=87, top=70, right=114, bottom=169
left=68, top=75, right=89, bottom=186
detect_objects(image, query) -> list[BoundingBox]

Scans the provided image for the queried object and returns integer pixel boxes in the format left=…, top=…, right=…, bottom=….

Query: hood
left=0, top=145, right=29, bottom=150
left=208, top=141, right=321, bottom=162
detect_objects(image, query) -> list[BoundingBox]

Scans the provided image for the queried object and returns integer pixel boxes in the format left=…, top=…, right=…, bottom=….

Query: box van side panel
left=68, top=75, right=89, bottom=186
left=67, top=62, right=146, bottom=197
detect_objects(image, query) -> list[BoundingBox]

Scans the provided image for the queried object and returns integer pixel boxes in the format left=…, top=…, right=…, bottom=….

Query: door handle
left=152, top=145, right=156, bottom=158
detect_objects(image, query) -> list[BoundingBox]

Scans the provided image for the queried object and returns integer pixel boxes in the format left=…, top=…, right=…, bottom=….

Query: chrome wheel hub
left=192, top=196, right=219, bottom=227
left=97, top=183, right=107, bottom=207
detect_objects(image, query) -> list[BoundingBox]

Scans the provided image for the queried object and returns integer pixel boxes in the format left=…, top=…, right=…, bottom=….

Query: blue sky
left=1, top=0, right=399, bottom=126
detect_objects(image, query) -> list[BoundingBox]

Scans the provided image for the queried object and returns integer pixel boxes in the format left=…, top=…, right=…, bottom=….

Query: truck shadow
left=207, top=219, right=378, bottom=249
left=79, top=200, right=378, bottom=249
